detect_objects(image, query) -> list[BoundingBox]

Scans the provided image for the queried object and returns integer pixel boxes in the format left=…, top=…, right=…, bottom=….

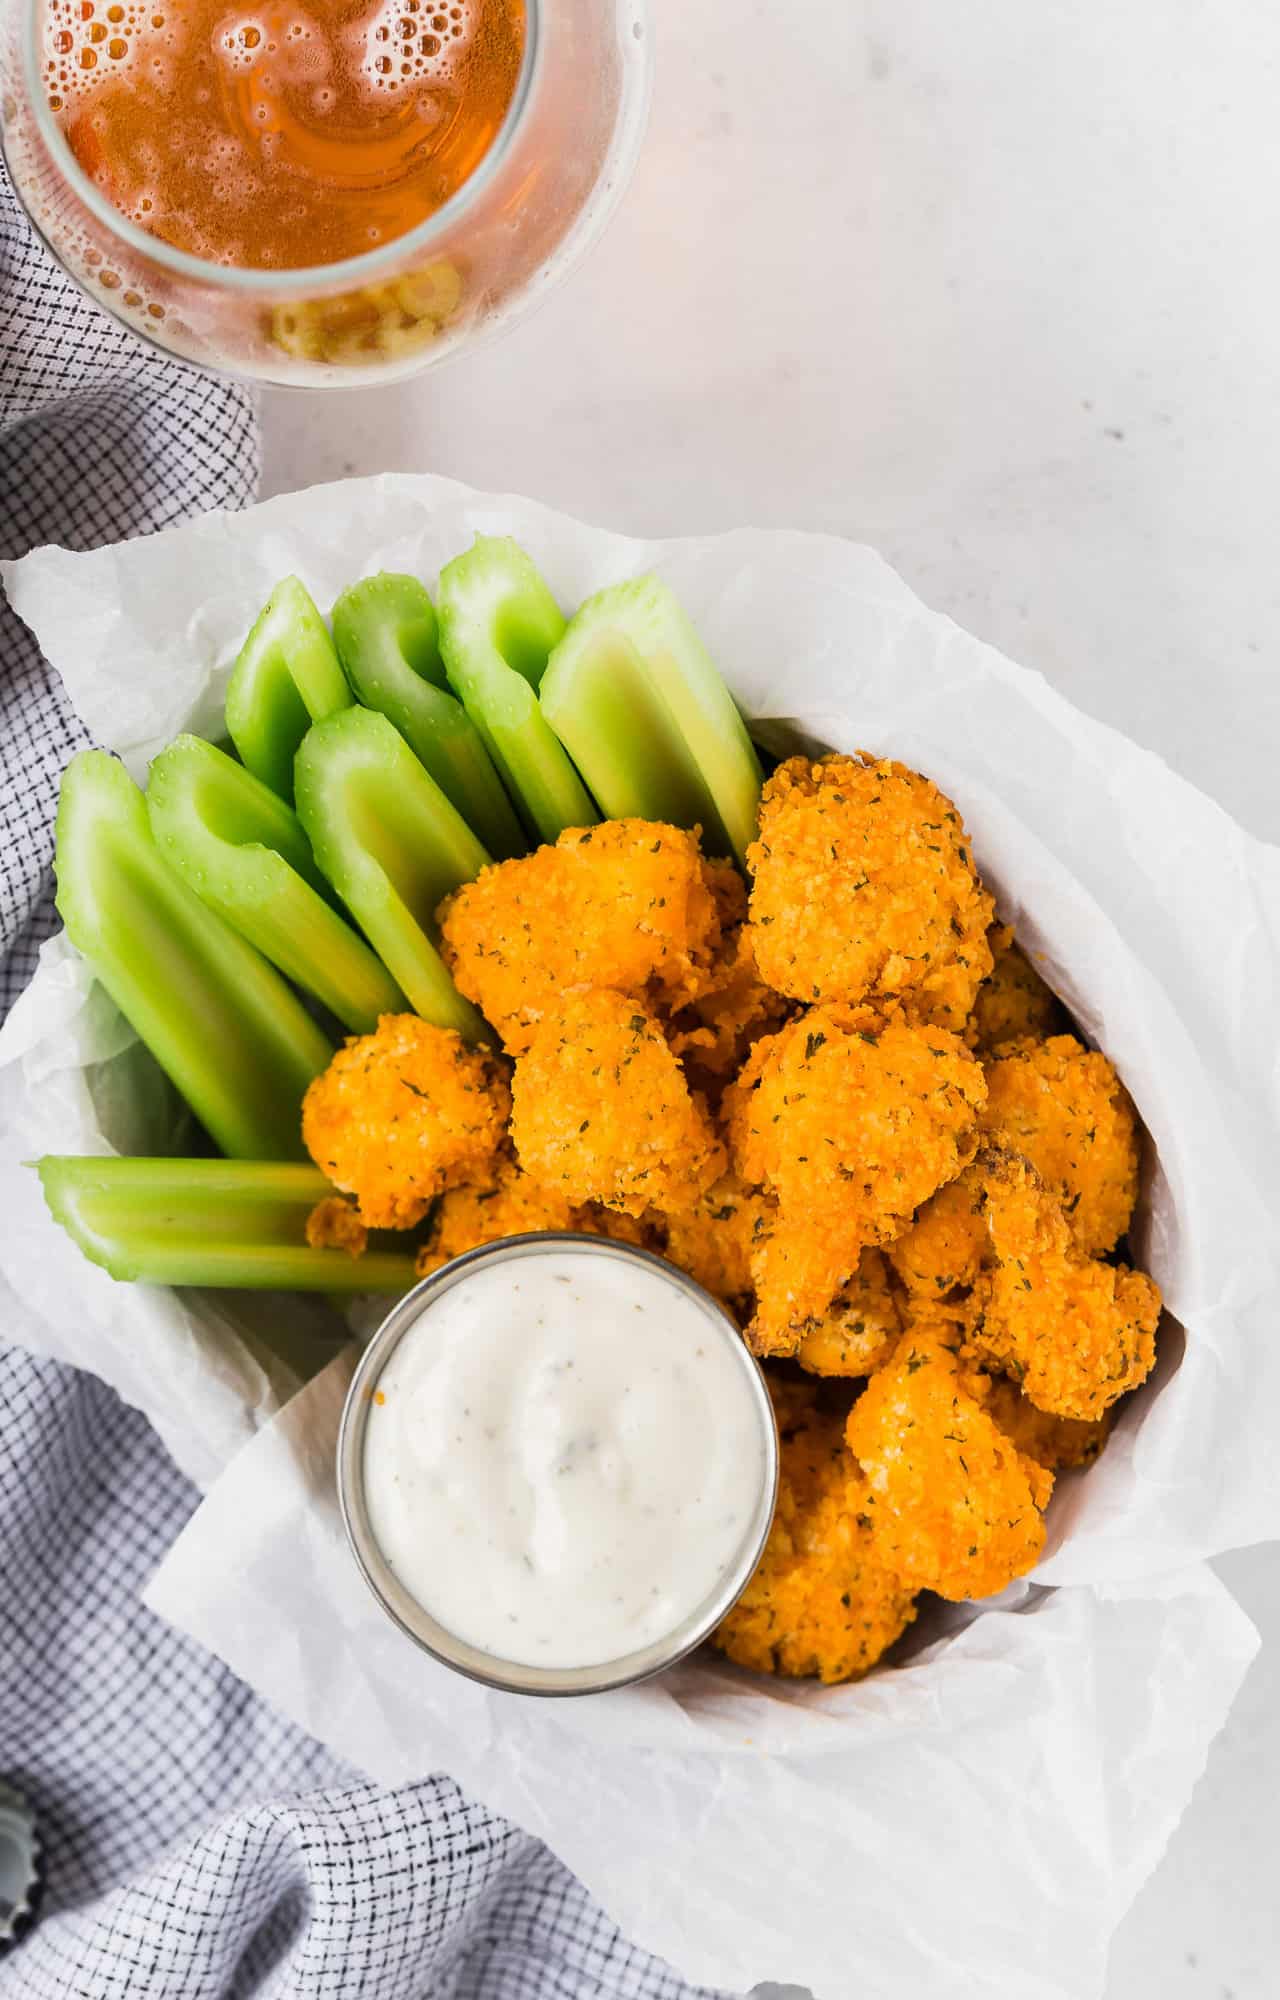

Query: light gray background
left=260, top=4, right=1280, bottom=1992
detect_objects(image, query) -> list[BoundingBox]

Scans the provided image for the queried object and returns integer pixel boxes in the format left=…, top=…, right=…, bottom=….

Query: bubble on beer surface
left=43, top=0, right=471, bottom=105
left=352, top=0, right=471, bottom=93
left=43, top=0, right=181, bottom=102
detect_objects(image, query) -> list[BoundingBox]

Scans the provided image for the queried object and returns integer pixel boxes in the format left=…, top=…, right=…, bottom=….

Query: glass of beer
left=0, top=0, right=650, bottom=383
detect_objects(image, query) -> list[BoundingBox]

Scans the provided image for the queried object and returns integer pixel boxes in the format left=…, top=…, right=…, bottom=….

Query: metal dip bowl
left=337, top=1232, right=780, bottom=1698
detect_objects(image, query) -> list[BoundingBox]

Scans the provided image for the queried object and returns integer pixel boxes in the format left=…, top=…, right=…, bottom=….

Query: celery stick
left=436, top=537, right=598, bottom=842
left=331, top=573, right=526, bottom=861
left=54, top=751, right=331, bottom=1161
left=540, top=576, right=763, bottom=866
left=293, top=707, right=491, bottom=1041
left=225, top=575, right=353, bottom=800
left=147, top=735, right=406, bottom=1035
left=37, top=1157, right=416, bottom=1291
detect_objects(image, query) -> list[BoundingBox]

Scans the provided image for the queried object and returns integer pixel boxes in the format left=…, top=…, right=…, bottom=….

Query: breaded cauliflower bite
left=713, top=1378, right=918, bottom=1682
left=577, top=1203, right=667, bottom=1252
left=793, top=1249, right=903, bottom=1378
left=972, top=1153, right=1160, bottom=1422
left=438, top=820, right=725, bottom=1053
left=414, top=1157, right=581, bottom=1276
left=731, top=1007, right=987, bottom=1348
left=845, top=1328, right=1054, bottom=1601
left=747, top=755, right=995, bottom=1029
left=660, top=1171, right=764, bottom=1312
left=510, top=990, right=725, bottom=1216
left=975, top=1373, right=1112, bottom=1471
left=886, top=1171, right=990, bottom=1319
left=966, top=924, right=1067, bottom=1055
left=979, top=1033, right=1139, bottom=1256
left=302, top=1015, right=510, bottom=1229
left=667, top=924, right=791, bottom=1099
left=304, top=1195, right=368, bottom=1259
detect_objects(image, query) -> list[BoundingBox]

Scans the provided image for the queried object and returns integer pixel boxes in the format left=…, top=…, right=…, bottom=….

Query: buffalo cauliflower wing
left=667, top=923, right=792, bottom=1100
left=972, top=1153, right=1160, bottom=1421
left=414, top=1157, right=581, bottom=1276
left=845, top=1327, right=1054, bottom=1600
left=301, top=1014, right=510, bottom=1229
left=793, top=1249, right=903, bottom=1378
left=660, top=1171, right=764, bottom=1313
left=979, top=1033, right=1139, bottom=1256
left=712, top=1377, right=918, bottom=1682
left=438, top=820, right=726, bottom=1052
left=730, top=1007, right=986, bottom=1348
left=304, top=1195, right=369, bottom=1259
left=510, top=990, right=724, bottom=1215
left=966, top=924, right=1068, bottom=1055
left=746, top=755, right=995, bottom=1029
left=975, top=1371, right=1112, bottom=1471
left=885, top=1171, right=990, bottom=1322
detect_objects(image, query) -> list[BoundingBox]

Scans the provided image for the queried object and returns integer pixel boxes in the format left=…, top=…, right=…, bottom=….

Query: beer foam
left=350, top=0, right=472, bottom=95
left=44, top=0, right=472, bottom=110
left=42, top=0, right=181, bottom=107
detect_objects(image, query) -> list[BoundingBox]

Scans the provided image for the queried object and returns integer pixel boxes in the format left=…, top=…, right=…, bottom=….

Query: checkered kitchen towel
left=0, top=171, right=724, bottom=1999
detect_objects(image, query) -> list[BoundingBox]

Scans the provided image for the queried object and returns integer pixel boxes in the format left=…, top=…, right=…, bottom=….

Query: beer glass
left=0, top=0, right=651, bottom=384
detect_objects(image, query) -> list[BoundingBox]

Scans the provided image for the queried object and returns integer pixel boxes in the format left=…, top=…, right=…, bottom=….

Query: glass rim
left=20, top=0, right=543, bottom=294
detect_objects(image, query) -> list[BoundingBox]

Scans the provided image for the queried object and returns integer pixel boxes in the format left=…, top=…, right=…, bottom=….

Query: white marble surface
left=261, top=2, right=1280, bottom=1992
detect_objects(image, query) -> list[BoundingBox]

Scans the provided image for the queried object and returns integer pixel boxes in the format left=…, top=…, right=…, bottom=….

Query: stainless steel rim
left=337, top=1232, right=780, bottom=1698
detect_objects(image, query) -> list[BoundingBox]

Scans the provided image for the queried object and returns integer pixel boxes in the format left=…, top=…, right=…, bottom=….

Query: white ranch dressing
left=362, top=1247, right=769, bottom=1669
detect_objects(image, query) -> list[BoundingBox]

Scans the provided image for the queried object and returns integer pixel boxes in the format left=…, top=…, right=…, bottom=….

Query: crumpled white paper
left=2, top=473, right=1277, bottom=1995
left=142, top=1352, right=1258, bottom=2000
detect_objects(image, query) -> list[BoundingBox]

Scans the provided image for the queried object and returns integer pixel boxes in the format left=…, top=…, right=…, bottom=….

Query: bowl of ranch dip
left=337, top=1233, right=780, bottom=1695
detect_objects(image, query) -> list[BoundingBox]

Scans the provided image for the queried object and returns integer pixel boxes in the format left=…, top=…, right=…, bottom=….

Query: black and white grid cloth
left=0, top=170, right=725, bottom=2000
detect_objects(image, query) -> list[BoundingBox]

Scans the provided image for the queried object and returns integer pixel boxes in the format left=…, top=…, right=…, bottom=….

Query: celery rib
left=331, top=573, right=527, bottom=861
left=293, top=707, right=492, bottom=1042
left=147, top=734, right=406, bottom=1035
left=37, top=1157, right=416, bottom=1292
left=54, top=751, right=331, bottom=1161
left=436, top=537, right=599, bottom=842
left=540, top=576, right=763, bottom=865
left=225, top=576, right=353, bottom=801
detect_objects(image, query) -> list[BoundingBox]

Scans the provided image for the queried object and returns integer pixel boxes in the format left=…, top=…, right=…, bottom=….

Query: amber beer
left=4, top=0, right=646, bottom=381
left=38, top=0, right=525, bottom=270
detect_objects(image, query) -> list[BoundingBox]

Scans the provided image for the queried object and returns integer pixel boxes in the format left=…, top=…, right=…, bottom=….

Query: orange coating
left=439, top=820, right=727, bottom=1053
left=731, top=1006, right=986, bottom=1344
left=747, top=755, right=994, bottom=1029
left=845, top=1327, right=1054, bottom=1601
left=886, top=1171, right=990, bottom=1318
left=980, top=1033, right=1139, bottom=1256
left=966, top=924, right=1067, bottom=1055
left=660, top=1171, right=764, bottom=1312
left=301, top=1013, right=509, bottom=1229
left=793, top=1249, right=903, bottom=1378
left=713, top=1377, right=918, bottom=1683
left=976, top=1372, right=1112, bottom=1471
left=510, top=990, right=724, bottom=1217
left=304, top=1194, right=369, bottom=1258
left=413, top=1155, right=580, bottom=1275
left=973, top=1153, right=1160, bottom=1421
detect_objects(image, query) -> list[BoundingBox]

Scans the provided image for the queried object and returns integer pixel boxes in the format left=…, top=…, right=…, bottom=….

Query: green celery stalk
left=225, top=575, right=353, bottom=800
left=147, top=734, right=406, bottom=1035
left=436, top=537, right=599, bottom=842
left=540, top=575, right=763, bottom=866
left=37, top=1157, right=417, bottom=1291
left=331, top=573, right=526, bottom=861
left=293, top=707, right=492, bottom=1041
left=54, top=750, right=331, bottom=1161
